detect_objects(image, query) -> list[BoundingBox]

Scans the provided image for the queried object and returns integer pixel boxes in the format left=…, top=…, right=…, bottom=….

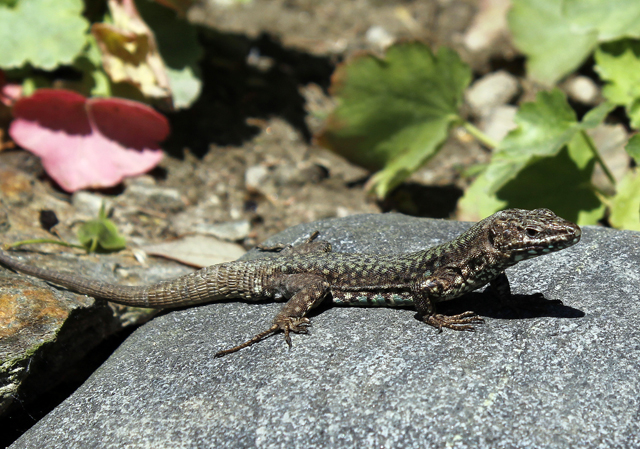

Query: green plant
left=6, top=203, right=126, bottom=253
left=316, top=39, right=640, bottom=230
left=77, top=202, right=127, bottom=252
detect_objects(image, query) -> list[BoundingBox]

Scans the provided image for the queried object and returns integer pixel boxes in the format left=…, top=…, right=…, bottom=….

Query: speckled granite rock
left=10, top=213, right=640, bottom=448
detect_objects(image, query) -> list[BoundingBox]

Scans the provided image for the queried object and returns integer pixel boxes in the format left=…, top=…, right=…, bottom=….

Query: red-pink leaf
left=9, top=89, right=166, bottom=192
left=88, top=97, right=170, bottom=149
left=13, top=89, right=91, bottom=134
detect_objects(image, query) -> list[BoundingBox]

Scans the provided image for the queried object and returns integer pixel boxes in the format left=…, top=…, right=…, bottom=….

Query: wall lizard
left=0, top=208, right=581, bottom=356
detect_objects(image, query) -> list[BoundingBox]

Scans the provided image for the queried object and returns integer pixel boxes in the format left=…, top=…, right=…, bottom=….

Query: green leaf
left=625, top=133, right=640, bottom=165
left=609, top=169, right=640, bottom=230
left=0, top=0, right=89, bottom=70
left=77, top=204, right=126, bottom=253
left=563, top=0, right=640, bottom=40
left=495, top=138, right=604, bottom=225
left=317, top=42, right=471, bottom=198
left=458, top=89, right=605, bottom=224
left=457, top=174, right=507, bottom=222
left=509, top=0, right=597, bottom=85
left=467, top=89, right=578, bottom=195
left=137, top=0, right=203, bottom=109
left=509, top=0, right=640, bottom=85
left=580, top=101, right=616, bottom=129
left=73, top=37, right=113, bottom=98
left=595, top=39, right=640, bottom=130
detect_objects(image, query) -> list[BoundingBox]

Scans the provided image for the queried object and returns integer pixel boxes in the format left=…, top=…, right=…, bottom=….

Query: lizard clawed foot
left=277, top=317, right=311, bottom=347
left=214, top=317, right=311, bottom=357
left=426, top=311, right=484, bottom=332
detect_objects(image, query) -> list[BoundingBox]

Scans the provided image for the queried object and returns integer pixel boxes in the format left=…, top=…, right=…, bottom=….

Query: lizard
left=0, top=208, right=581, bottom=356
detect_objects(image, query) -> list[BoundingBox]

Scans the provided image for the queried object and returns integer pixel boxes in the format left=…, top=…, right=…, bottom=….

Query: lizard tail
left=0, top=250, right=255, bottom=308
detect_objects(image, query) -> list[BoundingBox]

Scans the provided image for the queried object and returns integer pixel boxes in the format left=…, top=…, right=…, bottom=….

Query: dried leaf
left=92, top=0, right=171, bottom=103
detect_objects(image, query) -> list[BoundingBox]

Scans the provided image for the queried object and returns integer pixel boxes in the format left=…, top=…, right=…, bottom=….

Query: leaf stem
left=462, top=121, right=499, bottom=150
left=580, top=129, right=616, bottom=187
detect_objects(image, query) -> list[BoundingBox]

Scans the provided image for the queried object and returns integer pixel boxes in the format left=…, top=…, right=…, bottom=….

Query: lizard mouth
left=515, top=225, right=581, bottom=256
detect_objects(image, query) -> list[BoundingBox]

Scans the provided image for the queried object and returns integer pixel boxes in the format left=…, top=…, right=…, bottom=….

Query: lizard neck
left=413, top=218, right=508, bottom=270
left=405, top=219, right=512, bottom=294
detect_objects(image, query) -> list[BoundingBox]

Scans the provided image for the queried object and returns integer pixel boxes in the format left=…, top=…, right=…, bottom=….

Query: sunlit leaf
left=317, top=42, right=471, bottom=198
left=458, top=89, right=605, bottom=224
left=595, top=39, right=640, bottom=130
left=625, top=133, right=640, bottom=165
left=609, top=169, right=640, bottom=230
left=509, top=0, right=640, bottom=85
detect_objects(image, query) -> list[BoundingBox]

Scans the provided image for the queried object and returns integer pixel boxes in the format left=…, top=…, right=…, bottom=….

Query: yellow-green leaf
left=609, top=169, right=640, bottom=230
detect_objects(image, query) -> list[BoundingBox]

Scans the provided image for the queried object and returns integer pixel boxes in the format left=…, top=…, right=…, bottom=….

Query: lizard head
left=487, top=208, right=581, bottom=262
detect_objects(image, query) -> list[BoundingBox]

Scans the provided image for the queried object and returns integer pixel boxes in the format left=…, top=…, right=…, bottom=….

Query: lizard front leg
left=414, top=275, right=484, bottom=331
left=215, top=274, right=330, bottom=357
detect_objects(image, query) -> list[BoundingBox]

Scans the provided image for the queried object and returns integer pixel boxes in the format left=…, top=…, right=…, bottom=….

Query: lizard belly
left=331, top=290, right=414, bottom=307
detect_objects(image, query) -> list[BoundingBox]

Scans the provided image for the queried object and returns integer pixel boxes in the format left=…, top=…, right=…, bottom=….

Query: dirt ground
left=152, top=0, right=499, bottom=248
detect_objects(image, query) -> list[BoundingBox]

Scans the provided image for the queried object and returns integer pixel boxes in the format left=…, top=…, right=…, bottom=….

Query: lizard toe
left=426, top=312, right=484, bottom=331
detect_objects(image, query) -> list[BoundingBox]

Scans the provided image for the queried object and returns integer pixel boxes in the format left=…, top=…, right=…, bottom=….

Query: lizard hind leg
left=214, top=324, right=281, bottom=357
left=215, top=274, right=329, bottom=357
left=213, top=317, right=313, bottom=358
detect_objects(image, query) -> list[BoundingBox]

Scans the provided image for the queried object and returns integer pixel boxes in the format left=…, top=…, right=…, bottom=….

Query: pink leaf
left=9, top=89, right=167, bottom=192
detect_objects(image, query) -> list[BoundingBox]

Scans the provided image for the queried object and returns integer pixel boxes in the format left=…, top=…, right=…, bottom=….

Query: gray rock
left=588, top=124, right=630, bottom=188
left=10, top=213, right=640, bottom=448
left=122, top=183, right=186, bottom=214
left=245, top=164, right=269, bottom=191
left=186, top=220, right=251, bottom=242
left=565, top=76, right=600, bottom=105
left=365, top=25, right=394, bottom=50
left=71, top=191, right=112, bottom=218
left=465, top=71, right=519, bottom=117
left=479, top=104, right=517, bottom=143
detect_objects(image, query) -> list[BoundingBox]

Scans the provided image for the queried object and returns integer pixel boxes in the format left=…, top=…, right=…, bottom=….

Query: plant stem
left=581, top=129, right=616, bottom=187
left=5, top=239, right=85, bottom=250
left=463, top=121, right=499, bottom=150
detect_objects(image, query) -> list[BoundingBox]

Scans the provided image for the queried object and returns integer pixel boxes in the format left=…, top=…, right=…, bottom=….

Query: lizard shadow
left=430, top=290, right=585, bottom=322
left=159, top=290, right=585, bottom=325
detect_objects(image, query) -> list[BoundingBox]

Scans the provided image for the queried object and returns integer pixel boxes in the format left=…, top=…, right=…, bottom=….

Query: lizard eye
left=526, top=228, right=539, bottom=237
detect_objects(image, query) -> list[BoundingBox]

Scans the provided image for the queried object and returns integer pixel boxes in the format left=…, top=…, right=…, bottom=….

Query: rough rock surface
left=0, top=252, right=194, bottom=416
left=11, top=213, right=640, bottom=448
